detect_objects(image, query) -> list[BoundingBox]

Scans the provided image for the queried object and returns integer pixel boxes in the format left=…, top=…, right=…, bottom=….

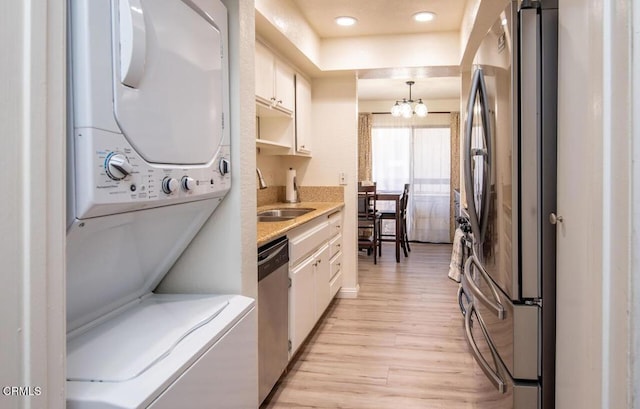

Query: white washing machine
left=66, top=0, right=257, bottom=407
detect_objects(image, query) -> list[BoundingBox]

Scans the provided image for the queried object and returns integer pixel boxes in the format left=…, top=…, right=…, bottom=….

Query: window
left=372, top=122, right=451, bottom=243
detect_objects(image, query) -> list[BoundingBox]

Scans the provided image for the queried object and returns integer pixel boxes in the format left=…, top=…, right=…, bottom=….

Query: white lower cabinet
left=329, top=252, right=343, bottom=299
left=289, top=252, right=317, bottom=356
left=328, top=211, right=343, bottom=299
left=288, top=210, right=343, bottom=358
left=314, top=244, right=331, bottom=318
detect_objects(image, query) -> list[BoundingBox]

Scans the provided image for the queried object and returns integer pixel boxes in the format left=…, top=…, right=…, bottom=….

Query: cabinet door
left=274, top=60, right=295, bottom=113
left=314, top=244, right=331, bottom=317
left=255, top=42, right=274, bottom=104
left=295, top=74, right=312, bottom=155
left=289, top=255, right=316, bottom=356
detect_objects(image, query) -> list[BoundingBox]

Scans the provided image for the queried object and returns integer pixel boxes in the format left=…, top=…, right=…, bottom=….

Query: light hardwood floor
left=262, top=243, right=503, bottom=409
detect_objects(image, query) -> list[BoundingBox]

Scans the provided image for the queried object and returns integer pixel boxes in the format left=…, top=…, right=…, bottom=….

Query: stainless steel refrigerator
left=459, top=1, right=558, bottom=408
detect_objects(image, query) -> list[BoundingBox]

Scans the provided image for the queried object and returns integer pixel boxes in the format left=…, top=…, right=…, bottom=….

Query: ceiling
left=291, top=0, right=466, bottom=38
left=290, top=0, right=467, bottom=102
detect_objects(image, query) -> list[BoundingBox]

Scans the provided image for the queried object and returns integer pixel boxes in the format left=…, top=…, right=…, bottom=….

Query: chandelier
left=390, top=81, right=428, bottom=118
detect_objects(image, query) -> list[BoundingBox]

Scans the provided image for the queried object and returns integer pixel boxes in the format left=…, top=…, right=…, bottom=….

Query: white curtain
left=372, top=114, right=451, bottom=243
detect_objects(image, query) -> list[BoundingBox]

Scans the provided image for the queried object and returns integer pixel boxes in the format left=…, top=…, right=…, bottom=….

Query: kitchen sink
left=257, top=215, right=295, bottom=222
left=257, top=208, right=315, bottom=218
left=257, top=208, right=316, bottom=222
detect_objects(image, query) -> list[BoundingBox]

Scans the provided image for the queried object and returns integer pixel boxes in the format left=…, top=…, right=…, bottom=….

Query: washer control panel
left=73, top=128, right=231, bottom=219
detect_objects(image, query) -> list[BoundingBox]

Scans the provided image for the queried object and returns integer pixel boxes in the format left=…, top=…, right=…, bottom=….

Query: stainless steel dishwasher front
left=258, top=236, right=289, bottom=404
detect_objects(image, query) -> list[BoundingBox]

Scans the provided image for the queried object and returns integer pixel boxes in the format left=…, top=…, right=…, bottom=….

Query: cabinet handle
left=336, top=244, right=341, bottom=247
left=549, top=213, right=563, bottom=225
left=277, top=99, right=283, bottom=104
left=317, top=259, right=322, bottom=264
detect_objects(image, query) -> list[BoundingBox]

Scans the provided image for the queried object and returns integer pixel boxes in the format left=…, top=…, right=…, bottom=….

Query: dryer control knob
left=219, top=158, right=230, bottom=175
left=181, top=176, right=196, bottom=191
left=105, top=153, right=133, bottom=180
left=162, top=177, right=179, bottom=194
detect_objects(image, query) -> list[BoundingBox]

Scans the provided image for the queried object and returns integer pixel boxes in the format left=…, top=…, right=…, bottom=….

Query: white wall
left=321, top=32, right=460, bottom=71
left=556, top=1, right=631, bottom=408
left=0, top=2, right=66, bottom=408
left=309, top=76, right=359, bottom=296
left=459, top=0, right=510, bottom=67
left=158, top=0, right=258, bottom=299
left=633, top=1, right=640, bottom=405
left=255, top=0, right=321, bottom=66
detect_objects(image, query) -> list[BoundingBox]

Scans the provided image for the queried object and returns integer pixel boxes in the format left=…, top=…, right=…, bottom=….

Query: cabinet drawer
left=330, top=251, right=342, bottom=280
left=329, top=234, right=342, bottom=258
left=328, top=211, right=343, bottom=237
left=329, top=269, right=342, bottom=300
left=289, top=219, right=329, bottom=266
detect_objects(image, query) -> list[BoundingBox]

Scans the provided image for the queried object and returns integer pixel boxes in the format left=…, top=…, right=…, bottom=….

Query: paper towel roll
left=286, top=168, right=297, bottom=203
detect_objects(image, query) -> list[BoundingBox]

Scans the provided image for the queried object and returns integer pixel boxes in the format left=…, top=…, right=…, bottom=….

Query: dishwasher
left=258, top=236, right=289, bottom=404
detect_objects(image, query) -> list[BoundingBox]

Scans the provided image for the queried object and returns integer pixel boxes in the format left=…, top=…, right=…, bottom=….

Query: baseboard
left=337, top=284, right=360, bottom=299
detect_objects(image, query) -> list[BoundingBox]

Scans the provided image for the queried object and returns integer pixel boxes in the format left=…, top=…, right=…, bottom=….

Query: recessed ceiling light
left=413, top=11, right=436, bottom=22
left=335, top=16, right=357, bottom=26
left=501, top=17, right=508, bottom=26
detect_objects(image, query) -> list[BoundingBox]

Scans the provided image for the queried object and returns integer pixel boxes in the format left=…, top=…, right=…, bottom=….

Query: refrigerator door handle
left=457, top=285, right=468, bottom=316
left=464, top=305, right=506, bottom=393
left=463, top=255, right=505, bottom=320
left=477, top=70, right=493, bottom=245
left=463, top=68, right=493, bottom=244
left=464, top=70, right=481, bottom=242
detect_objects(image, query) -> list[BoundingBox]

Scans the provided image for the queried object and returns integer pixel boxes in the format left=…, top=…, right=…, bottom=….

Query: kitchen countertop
left=257, top=201, right=344, bottom=246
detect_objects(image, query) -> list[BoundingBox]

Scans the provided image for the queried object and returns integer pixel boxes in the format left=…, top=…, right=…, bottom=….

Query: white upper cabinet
left=255, top=41, right=275, bottom=105
left=274, top=62, right=295, bottom=113
left=255, top=41, right=294, bottom=115
left=295, top=74, right=312, bottom=156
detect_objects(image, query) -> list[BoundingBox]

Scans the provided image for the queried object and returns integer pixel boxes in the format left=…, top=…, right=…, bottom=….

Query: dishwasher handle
left=258, top=237, right=289, bottom=281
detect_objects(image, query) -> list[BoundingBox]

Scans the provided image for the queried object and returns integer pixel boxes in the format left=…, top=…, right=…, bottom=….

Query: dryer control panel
left=73, top=128, right=230, bottom=220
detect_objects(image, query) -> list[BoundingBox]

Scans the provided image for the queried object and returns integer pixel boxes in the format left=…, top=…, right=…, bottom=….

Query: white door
left=314, top=244, right=331, bottom=316
left=274, top=60, right=295, bottom=113
left=289, top=255, right=316, bottom=356
left=556, top=2, right=604, bottom=407
left=255, top=41, right=274, bottom=104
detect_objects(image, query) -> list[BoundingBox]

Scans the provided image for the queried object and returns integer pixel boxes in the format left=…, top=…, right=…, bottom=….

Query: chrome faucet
left=256, top=168, right=267, bottom=190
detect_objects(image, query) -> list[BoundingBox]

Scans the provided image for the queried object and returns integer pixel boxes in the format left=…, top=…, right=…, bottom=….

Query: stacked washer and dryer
left=66, top=0, right=256, bottom=407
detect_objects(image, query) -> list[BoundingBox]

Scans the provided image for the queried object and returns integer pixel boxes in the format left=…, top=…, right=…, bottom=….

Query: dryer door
left=113, top=0, right=224, bottom=165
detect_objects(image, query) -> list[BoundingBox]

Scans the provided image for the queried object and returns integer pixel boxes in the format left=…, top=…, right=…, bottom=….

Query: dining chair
left=378, top=183, right=410, bottom=257
left=357, top=184, right=380, bottom=264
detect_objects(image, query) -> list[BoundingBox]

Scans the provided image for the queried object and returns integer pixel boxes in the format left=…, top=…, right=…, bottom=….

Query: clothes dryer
left=66, top=1, right=256, bottom=407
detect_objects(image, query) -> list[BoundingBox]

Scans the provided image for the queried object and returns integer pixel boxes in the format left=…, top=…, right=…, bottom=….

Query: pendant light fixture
left=390, top=81, right=428, bottom=118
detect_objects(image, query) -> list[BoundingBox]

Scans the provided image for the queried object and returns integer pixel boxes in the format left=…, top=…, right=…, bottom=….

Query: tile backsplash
left=257, top=186, right=344, bottom=206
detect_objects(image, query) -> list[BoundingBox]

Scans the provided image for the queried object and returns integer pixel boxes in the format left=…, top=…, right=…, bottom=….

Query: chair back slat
left=400, top=183, right=410, bottom=214
left=358, top=184, right=377, bottom=219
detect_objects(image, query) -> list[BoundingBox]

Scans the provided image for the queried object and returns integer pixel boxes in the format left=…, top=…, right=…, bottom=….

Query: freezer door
left=464, top=303, right=540, bottom=409
left=463, top=253, right=540, bottom=380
